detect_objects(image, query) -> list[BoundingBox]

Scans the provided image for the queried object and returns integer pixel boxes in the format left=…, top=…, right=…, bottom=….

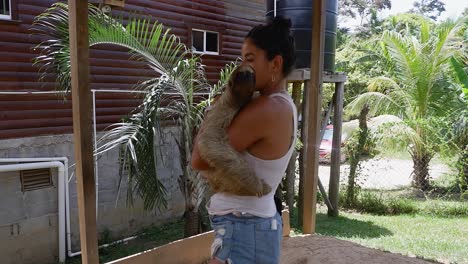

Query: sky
left=343, top=0, right=466, bottom=28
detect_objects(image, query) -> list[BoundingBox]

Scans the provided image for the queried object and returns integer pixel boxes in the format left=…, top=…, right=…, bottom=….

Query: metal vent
left=20, top=168, right=53, bottom=192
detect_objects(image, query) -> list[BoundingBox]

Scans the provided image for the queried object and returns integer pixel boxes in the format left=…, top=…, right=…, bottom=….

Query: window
left=191, top=29, right=219, bottom=55
left=0, top=0, right=11, bottom=20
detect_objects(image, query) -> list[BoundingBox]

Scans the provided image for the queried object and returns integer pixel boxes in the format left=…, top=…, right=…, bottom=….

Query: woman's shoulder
left=240, top=95, right=284, bottom=120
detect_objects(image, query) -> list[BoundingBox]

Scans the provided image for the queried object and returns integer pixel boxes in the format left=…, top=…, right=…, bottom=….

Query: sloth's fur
left=197, top=65, right=272, bottom=196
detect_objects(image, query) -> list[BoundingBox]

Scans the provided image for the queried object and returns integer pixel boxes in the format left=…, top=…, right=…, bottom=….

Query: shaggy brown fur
left=197, top=65, right=272, bottom=196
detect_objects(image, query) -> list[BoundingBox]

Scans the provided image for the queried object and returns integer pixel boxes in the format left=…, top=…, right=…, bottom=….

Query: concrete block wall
left=0, top=170, right=59, bottom=264
left=0, top=127, right=185, bottom=264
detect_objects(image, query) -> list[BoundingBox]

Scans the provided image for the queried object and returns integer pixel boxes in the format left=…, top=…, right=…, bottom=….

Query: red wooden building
left=0, top=0, right=265, bottom=139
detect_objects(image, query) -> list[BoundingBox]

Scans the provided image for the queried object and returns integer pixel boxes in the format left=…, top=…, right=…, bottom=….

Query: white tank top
left=207, top=92, right=298, bottom=218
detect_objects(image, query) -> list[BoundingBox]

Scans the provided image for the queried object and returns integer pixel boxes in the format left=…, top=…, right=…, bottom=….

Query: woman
left=191, top=16, right=297, bottom=264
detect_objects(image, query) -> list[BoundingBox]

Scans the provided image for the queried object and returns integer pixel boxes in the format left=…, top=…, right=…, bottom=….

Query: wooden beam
left=328, top=82, right=344, bottom=217
left=107, top=211, right=293, bottom=263
left=69, top=0, right=99, bottom=263
left=285, top=82, right=302, bottom=213
left=107, top=232, right=215, bottom=264
left=302, top=0, right=326, bottom=234
left=287, top=70, right=347, bottom=83
left=103, top=0, right=125, bottom=7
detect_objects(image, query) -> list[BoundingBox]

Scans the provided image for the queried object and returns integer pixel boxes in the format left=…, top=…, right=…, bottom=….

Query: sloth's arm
left=191, top=135, right=211, bottom=171
left=191, top=122, right=215, bottom=170
left=190, top=96, right=222, bottom=171
left=192, top=96, right=273, bottom=171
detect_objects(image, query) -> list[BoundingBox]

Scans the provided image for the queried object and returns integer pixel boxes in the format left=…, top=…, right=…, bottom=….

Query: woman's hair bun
left=271, top=16, right=292, bottom=32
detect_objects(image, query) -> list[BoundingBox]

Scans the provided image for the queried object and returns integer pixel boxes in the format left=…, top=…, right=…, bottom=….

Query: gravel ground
left=317, top=158, right=454, bottom=190
left=281, top=235, right=434, bottom=264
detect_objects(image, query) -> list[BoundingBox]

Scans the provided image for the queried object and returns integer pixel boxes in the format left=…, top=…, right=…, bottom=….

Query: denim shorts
left=209, top=212, right=282, bottom=264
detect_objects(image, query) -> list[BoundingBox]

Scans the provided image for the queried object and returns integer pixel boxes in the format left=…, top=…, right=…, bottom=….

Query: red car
left=319, top=125, right=346, bottom=163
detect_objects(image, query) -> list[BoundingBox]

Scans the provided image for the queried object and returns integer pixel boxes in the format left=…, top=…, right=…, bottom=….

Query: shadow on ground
left=291, top=212, right=393, bottom=239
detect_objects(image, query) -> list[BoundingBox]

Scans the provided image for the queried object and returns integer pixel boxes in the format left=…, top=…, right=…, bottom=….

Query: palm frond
left=451, top=57, right=468, bottom=92
left=211, top=60, right=240, bottom=97
left=382, top=31, right=415, bottom=85
left=97, top=85, right=168, bottom=210
left=367, top=76, right=401, bottom=93
left=33, top=3, right=187, bottom=94
left=375, top=119, right=423, bottom=153
left=346, top=90, right=409, bottom=119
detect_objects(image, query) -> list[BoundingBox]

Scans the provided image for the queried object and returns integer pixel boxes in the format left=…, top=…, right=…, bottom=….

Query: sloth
left=197, top=65, right=272, bottom=197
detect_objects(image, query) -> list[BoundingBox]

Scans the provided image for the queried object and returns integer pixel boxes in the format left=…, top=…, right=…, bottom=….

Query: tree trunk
left=184, top=209, right=200, bottom=238
left=358, top=106, right=369, bottom=150
left=411, top=151, right=432, bottom=191
left=346, top=155, right=359, bottom=207
left=345, top=105, right=368, bottom=207
left=458, top=145, right=468, bottom=192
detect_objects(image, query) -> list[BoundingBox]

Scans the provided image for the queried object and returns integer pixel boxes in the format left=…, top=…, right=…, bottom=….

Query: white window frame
left=0, top=0, right=12, bottom=20
left=191, top=29, right=219, bottom=55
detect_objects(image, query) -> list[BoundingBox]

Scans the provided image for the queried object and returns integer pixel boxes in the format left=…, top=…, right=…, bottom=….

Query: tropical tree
left=338, top=0, right=391, bottom=37
left=339, top=0, right=391, bottom=26
left=346, top=16, right=468, bottom=190
left=449, top=57, right=468, bottom=193
left=411, top=0, right=446, bottom=20
left=33, top=3, right=234, bottom=237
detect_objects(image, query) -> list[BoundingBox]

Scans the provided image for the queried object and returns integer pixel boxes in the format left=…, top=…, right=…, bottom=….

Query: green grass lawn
left=292, top=207, right=468, bottom=264
left=66, top=204, right=467, bottom=264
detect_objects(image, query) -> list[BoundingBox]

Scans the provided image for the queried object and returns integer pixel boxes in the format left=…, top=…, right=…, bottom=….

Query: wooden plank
left=68, top=0, right=99, bottom=263
left=107, top=232, right=215, bottom=264
left=323, top=72, right=348, bottom=83
left=318, top=94, right=335, bottom=212
left=328, top=81, right=344, bottom=217
left=287, top=69, right=348, bottom=83
left=107, top=212, right=291, bottom=264
left=302, top=0, right=326, bottom=234
left=297, top=82, right=306, bottom=227
left=285, top=82, right=302, bottom=215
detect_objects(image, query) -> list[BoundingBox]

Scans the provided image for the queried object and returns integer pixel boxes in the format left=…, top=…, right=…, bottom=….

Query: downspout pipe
left=0, top=161, right=66, bottom=263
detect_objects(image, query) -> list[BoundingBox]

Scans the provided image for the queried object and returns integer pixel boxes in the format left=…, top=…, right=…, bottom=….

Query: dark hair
left=246, top=16, right=296, bottom=76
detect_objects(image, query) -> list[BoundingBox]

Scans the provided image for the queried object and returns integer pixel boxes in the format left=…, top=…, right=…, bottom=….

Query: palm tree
left=33, top=3, right=234, bottom=236
left=450, top=57, right=468, bottom=193
left=346, top=17, right=467, bottom=190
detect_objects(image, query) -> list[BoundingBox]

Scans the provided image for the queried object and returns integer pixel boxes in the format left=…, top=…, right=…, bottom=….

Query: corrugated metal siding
left=0, top=0, right=266, bottom=139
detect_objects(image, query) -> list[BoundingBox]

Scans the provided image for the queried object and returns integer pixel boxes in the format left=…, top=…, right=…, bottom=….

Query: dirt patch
left=281, top=235, right=434, bottom=264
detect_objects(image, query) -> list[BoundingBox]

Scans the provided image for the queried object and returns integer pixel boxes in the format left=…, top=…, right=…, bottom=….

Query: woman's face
left=241, top=38, right=277, bottom=92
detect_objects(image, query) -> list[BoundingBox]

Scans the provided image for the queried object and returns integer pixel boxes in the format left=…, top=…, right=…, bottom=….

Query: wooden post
left=285, top=82, right=302, bottom=213
left=69, top=0, right=99, bottom=263
left=302, top=0, right=326, bottom=234
left=328, top=82, right=344, bottom=217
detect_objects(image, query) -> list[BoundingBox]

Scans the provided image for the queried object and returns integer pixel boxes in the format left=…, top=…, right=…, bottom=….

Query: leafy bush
left=355, top=192, right=387, bottom=215
left=386, top=198, right=418, bottom=215
left=339, top=190, right=467, bottom=217
left=419, top=200, right=468, bottom=217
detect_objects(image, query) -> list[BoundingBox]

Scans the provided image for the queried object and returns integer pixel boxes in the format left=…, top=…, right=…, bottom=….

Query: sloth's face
left=230, top=65, right=256, bottom=107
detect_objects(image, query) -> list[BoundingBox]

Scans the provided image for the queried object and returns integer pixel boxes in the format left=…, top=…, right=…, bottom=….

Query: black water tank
left=266, top=0, right=338, bottom=72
